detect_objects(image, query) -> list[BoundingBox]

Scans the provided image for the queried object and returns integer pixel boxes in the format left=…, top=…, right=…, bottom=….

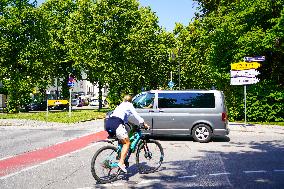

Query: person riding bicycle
left=105, top=95, right=150, bottom=173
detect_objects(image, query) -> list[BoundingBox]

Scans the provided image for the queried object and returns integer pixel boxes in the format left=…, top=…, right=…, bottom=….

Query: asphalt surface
left=0, top=120, right=283, bottom=189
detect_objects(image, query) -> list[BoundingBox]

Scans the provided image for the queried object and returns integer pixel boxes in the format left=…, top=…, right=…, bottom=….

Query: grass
left=0, top=109, right=110, bottom=123
left=1, top=110, right=283, bottom=126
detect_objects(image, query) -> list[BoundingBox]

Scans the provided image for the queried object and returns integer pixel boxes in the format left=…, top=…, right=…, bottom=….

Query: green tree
left=186, top=0, right=284, bottom=121
left=66, top=0, right=175, bottom=107
left=0, top=0, right=50, bottom=112
left=39, top=0, right=77, bottom=99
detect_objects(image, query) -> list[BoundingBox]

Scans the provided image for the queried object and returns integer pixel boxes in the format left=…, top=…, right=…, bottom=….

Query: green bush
left=227, top=81, right=283, bottom=122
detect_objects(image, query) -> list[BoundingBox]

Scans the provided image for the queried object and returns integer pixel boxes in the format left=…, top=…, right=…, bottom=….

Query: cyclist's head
left=123, top=95, right=133, bottom=102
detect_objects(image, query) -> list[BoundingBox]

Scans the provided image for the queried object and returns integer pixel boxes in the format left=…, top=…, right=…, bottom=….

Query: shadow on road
left=148, top=135, right=230, bottom=142
left=138, top=140, right=284, bottom=189
left=94, top=139, right=284, bottom=189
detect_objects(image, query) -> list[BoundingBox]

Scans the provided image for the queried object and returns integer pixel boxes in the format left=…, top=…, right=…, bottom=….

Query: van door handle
left=149, top=110, right=154, bottom=112
left=159, top=110, right=164, bottom=112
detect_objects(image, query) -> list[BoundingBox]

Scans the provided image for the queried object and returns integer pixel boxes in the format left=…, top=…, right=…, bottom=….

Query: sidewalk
left=229, top=122, right=284, bottom=133
left=0, top=119, right=105, bottom=133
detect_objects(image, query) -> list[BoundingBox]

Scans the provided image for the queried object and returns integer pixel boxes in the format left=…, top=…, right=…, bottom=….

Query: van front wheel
left=192, top=124, right=212, bottom=143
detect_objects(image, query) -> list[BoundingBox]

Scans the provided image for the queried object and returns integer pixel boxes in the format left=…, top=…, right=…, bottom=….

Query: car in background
left=25, top=101, right=47, bottom=111
left=71, top=99, right=80, bottom=106
left=89, top=98, right=100, bottom=106
left=25, top=100, right=69, bottom=111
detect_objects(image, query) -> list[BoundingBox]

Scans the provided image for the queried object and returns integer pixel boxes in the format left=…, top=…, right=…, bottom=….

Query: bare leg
left=118, top=137, right=130, bottom=165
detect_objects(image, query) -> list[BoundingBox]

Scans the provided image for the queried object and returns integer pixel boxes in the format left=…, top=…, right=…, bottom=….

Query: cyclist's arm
left=129, top=104, right=150, bottom=130
left=129, top=103, right=144, bottom=124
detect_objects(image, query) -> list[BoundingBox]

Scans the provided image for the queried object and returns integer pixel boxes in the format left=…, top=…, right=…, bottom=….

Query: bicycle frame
left=96, top=123, right=147, bottom=169
left=117, top=124, right=143, bottom=163
left=91, top=124, right=164, bottom=183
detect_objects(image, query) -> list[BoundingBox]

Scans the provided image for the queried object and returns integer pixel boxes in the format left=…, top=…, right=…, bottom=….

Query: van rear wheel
left=192, top=124, right=212, bottom=143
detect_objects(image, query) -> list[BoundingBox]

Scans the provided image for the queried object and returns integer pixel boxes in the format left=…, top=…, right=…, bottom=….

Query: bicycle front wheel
left=136, top=139, right=164, bottom=174
left=91, top=145, right=120, bottom=184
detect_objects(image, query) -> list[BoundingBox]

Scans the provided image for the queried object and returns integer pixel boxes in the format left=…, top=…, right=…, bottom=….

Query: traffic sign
left=244, top=56, right=265, bottom=62
left=231, top=62, right=261, bottom=70
left=230, top=77, right=260, bottom=85
left=68, top=81, right=75, bottom=87
left=68, top=76, right=75, bottom=87
left=168, top=81, right=174, bottom=89
left=230, top=69, right=260, bottom=78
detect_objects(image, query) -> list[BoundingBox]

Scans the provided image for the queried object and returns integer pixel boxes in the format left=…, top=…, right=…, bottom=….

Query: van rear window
left=158, top=93, right=215, bottom=108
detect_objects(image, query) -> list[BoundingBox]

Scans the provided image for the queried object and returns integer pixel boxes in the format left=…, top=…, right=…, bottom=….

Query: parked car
left=90, top=98, right=100, bottom=106
left=25, top=101, right=47, bottom=111
left=105, top=90, right=229, bottom=143
left=71, top=99, right=80, bottom=106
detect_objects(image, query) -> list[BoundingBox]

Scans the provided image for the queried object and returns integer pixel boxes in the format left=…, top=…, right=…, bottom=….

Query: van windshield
left=132, top=92, right=155, bottom=108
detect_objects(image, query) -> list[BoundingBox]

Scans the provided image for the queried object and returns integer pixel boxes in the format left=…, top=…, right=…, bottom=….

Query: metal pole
left=46, top=90, right=49, bottom=118
left=46, top=98, right=48, bottom=117
left=69, top=88, right=72, bottom=117
left=178, top=49, right=180, bottom=90
left=244, top=85, right=247, bottom=127
left=178, top=61, right=180, bottom=90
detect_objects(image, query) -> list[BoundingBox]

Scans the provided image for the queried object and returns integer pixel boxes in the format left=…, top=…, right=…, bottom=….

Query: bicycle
left=91, top=123, right=164, bottom=184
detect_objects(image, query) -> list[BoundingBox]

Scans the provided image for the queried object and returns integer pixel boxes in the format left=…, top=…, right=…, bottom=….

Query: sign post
left=230, top=56, right=265, bottom=126
left=46, top=90, right=50, bottom=117
left=244, top=85, right=247, bottom=126
left=69, top=88, right=72, bottom=117
left=168, top=71, right=175, bottom=90
left=68, top=76, right=75, bottom=117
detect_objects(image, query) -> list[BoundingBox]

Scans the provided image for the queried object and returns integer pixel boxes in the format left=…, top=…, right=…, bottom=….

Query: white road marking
left=244, top=170, right=267, bottom=174
left=138, top=179, right=161, bottom=185
left=178, top=175, right=197, bottom=179
left=209, top=172, right=231, bottom=176
left=274, top=169, right=284, bottom=172
left=0, top=155, right=15, bottom=161
left=0, top=142, right=100, bottom=180
left=0, top=163, right=42, bottom=180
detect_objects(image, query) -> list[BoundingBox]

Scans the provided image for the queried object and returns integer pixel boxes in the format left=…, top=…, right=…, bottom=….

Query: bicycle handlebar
left=126, top=123, right=150, bottom=132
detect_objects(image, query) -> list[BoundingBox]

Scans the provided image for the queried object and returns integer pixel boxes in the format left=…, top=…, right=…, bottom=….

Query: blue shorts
left=105, top=116, right=124, bottom=137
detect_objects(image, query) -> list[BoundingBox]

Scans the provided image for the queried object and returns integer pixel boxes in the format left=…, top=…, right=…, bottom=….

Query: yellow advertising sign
left=231, top=62, right=261, bottom=70
left=48, top=100, right=69, bottom=106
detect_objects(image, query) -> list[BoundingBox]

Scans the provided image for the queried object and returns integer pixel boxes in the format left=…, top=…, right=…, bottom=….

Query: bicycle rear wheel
left=91, top=145, right=120, bottom=184
left=136, top=139, right=164, bottom=174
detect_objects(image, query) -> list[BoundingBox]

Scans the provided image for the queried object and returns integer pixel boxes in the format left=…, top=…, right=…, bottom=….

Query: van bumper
left=213, top=128, right=230, bottom=136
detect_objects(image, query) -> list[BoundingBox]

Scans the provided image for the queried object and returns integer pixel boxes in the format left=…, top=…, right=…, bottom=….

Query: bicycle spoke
left=136, top=140, right=164, bottom=174
left=91, top=146, right=120, bottom=184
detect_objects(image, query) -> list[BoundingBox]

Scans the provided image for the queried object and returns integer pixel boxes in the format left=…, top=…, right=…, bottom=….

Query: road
left=0, top=120, right=283, bottom=189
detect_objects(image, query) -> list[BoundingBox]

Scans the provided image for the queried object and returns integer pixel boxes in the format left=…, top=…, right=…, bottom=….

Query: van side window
left=158, top=93, right=215, bottom=108
left=132, top=93, right=155, bottom=108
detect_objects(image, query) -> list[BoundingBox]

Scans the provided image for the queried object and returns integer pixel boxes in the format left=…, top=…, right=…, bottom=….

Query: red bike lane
left=0, top=131, right=108, bottom=177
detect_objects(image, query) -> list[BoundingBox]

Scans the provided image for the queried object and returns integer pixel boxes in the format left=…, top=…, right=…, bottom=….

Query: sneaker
left=118, top=163, right=127, bottom=173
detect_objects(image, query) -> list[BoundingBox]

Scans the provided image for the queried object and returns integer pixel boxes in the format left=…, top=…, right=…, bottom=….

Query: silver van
left=129, top=90, right=229, bottom=142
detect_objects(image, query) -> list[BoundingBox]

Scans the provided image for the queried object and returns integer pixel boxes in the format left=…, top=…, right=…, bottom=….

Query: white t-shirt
left=111, top=101, right=144, bottom=124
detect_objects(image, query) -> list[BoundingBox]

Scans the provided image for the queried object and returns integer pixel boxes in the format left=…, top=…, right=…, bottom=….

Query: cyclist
left=105, top=95, right=150, bottom=173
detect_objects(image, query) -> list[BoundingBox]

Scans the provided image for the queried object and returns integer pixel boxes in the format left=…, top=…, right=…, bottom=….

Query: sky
left=139, top=0, right=197, bottom=31
left=36, top=0, right=197, bottom=31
